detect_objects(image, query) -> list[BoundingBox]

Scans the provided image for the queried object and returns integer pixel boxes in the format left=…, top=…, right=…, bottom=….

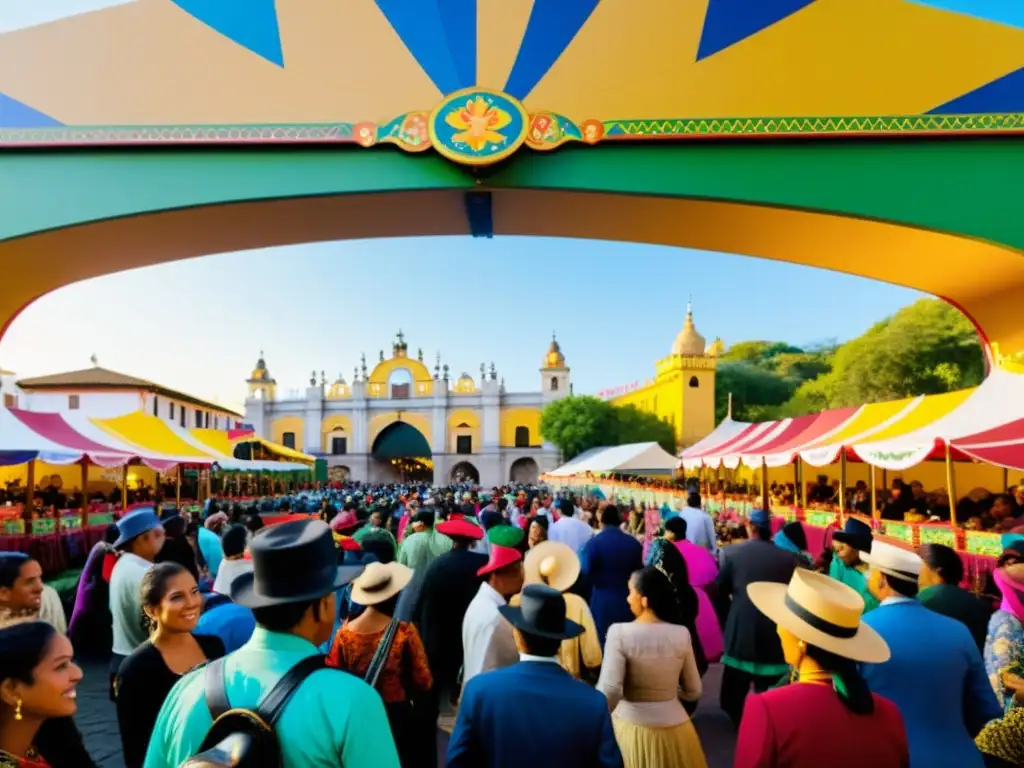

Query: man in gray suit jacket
left=713, top=508, right=799, bottom=726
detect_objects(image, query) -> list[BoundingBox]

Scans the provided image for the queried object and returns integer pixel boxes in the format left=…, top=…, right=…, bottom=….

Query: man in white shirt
left=548, top=498, right=594, bottom=555
left=677, top=492, right=718, bottom=557
left=461, top=530, right=525, bottom=691
left=109, top=507, right=165, bottom=695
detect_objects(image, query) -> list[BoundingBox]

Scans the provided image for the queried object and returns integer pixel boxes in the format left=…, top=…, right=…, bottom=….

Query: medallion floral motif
left=428, top=89, right=528, bottom=165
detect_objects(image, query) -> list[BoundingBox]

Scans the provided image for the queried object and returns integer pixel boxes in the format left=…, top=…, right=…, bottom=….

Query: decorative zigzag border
left=0, top=112, right=1021, bottom=149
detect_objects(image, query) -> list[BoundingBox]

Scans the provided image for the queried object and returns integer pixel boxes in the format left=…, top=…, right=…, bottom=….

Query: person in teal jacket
left=143, top=519, right=399, bottom=768
left=829, top=518, right=879, bottom=613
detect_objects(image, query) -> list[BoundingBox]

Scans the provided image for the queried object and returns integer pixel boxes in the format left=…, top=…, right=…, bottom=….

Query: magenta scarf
left=994, top=567, right=1024, bottom=622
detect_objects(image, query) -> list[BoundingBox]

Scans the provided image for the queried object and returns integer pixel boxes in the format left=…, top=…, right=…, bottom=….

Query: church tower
left=246, top=351, right=277, bottom=401
left=540, top=333, right=570, bottom=402
left=661, top=301, right=717, bottom=448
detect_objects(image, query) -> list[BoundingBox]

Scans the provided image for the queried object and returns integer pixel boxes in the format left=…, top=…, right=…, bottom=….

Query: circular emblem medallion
left=428, top=88, right=529, bottom=166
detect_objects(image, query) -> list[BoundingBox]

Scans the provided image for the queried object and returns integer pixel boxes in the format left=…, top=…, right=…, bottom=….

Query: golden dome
left=544, top=333, right=566, bottom=368
left=248, top=350, right=275, bottom=382
left=455, top=373, right=476, bottom=393
left=327, top=373, right=350, bottom=399
left=671, top=302, right=706, bottom=356
left=706, top=337, right=725, bottom=357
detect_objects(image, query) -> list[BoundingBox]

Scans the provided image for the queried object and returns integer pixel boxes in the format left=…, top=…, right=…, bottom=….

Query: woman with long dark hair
left=596, top=567, right=707, bottom=768
left=0, top=622, right=96, bottom=768
left=735, top=569, right=909, bottom=767
left=115, top=563, right=224, bottom=768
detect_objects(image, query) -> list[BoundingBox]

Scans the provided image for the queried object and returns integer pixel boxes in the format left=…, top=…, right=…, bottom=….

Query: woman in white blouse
left=597, top=566, right=707, bottom=768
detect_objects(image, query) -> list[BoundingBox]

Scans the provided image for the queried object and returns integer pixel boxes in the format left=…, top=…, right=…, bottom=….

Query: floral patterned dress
left=985, top=609, right=1024, bottom=712
left=0, top=748, right=50, bottom=767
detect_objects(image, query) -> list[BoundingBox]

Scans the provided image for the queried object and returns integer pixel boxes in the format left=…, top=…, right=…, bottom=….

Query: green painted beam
left=0, top=149, right=473, bottom=241
left=488, top=139, right=1024, bottom=252
left=1, top=139, right=1022, bottom=253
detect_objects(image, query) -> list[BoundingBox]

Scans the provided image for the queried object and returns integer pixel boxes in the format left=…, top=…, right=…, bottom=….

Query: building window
left=456, top=435, right=472, bottom=454
left=169, top=402, right=175, bottom=420
left=3, top=393, right=16, bottom=409
left=689, top=376, right=700, bottom=388
left=195, top=410, right=203, bottom=428
left=282, top=432, right=296, bottom=450
left=514, top=426, right=530, bottom=448
left=205, top=412, right=210, bottom=428
left=152, top=396, right=159, bottom=416
left=180, top=407, right=186, bottom=427
left=550, top=377, right=559, bottom=392
left=68, top=395, right=80, bottom=410
left=331, top=436, right=347, bottom=455
left=214, top=416, right=219, bottom=429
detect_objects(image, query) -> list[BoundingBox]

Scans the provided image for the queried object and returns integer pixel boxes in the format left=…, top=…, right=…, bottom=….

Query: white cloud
left=0, top=0, right=137, bottom=32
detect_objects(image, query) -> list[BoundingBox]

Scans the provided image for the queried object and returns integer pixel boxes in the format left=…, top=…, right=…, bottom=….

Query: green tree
left=539, top=396, right=617, bottom=460
left=822, top=299, right=984, bottom=406
left=612, top=404, right=676, bottom=454
left=714, top=361, right=796, bottom=423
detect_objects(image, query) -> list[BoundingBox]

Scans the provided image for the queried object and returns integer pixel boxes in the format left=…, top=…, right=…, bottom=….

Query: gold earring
left=14, top=699, right=22, bottom=721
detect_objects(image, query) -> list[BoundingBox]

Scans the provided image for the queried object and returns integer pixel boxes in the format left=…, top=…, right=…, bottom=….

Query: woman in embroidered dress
left=327, top=562, right=432, bottom=768
left=985, top=559, right=1024, bottom=711
left=0, top=622, right=96, bottom=768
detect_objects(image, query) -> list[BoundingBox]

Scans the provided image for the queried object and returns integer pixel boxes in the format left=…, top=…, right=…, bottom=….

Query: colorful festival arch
left=1, top=1, right=1023, bottom=359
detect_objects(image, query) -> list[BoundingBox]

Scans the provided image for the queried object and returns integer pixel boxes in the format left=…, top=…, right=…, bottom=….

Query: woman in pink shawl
left=659, top=516, right=723, bottom=663
left=984, top=544, right=1024, bottom=710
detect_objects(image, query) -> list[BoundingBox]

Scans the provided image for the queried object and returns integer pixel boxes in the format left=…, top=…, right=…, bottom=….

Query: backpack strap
left=257, top=655, right=327, bottom=726
left=204, top=659, right=231, bottom=720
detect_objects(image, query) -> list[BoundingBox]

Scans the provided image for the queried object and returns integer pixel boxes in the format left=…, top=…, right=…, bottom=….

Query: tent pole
left=946, top=443, right=958, bottom=528
left=761, top=458, right=770, bottom=516
left=80, top=460, right=89, bottom=520
left=794, top=458, right=802, bottom=509
left=25, top=459, right=35, bottom=518
left=121, top=465, right=128, bottom=512
left=176, top=465, right=182, bottom=509
left=869, top=462, right=877, bottom=523
left=839, top=452, right=847, bottom=526
left=1004, top=467, right=1010, bottom=493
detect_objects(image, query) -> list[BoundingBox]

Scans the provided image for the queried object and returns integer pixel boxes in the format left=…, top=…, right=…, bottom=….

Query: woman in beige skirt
left=597, top=566, right=708, bottom=767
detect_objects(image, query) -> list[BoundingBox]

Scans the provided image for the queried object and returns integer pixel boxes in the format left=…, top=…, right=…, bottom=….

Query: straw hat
left=861, top=540, right=922, bottom=584
left=747, top=569, right=890, bottom=663
left=524, top=541, right=580, bottom=594
left=349, top=562, right=413, bottom=606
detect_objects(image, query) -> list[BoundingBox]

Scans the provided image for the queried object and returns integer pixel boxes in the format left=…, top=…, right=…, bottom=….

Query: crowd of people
left=0, top=482, right=1023, bottom=766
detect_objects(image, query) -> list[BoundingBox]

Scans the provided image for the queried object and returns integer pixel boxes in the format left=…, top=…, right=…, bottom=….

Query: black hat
left=832, top=518, right=873, bottom=554
left=498, top=584, right=584, bottom=641
left=231, top=519, right=363, bottom=609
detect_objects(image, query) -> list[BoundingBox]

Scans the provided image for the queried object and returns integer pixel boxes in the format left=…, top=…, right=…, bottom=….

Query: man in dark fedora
left=447, top=584, right=623, bottom=768
left=143, top=519, right=400, bottom=768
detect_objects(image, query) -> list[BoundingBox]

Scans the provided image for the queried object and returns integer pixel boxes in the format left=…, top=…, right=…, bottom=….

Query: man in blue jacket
left=861, top=541, right=1001, bottom=768
left=447, top=584, right=623, bottom=768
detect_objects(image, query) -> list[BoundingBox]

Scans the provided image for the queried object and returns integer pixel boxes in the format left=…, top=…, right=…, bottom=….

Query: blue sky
left=0, top=1, right=922, bottom=411
left=0, top=237, right=921, bottom=412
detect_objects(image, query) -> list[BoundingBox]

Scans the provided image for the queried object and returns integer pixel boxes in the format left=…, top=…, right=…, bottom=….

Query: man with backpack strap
left=143, top=519, right=400, bottom=768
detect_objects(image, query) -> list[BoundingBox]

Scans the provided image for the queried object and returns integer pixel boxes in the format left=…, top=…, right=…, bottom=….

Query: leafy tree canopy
left=540, top=396, right=676, bottom=461
left=713, top=299, right=984, bottom=423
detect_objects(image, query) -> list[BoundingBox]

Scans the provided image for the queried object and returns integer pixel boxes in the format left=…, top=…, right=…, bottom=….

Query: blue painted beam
left=464, top=191, right=493, bottom=239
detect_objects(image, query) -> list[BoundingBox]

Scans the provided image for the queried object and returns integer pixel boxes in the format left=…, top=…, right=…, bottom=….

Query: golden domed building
left=606, top=303, right=717, bottom=449
left=244, top=331, right=567, bottom=485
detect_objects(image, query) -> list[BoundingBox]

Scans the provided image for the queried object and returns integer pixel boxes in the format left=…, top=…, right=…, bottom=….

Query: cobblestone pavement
left=76, top=660, right=735, bottom=767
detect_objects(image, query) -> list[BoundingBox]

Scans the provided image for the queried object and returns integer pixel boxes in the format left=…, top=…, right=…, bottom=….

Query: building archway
left=370, top=421, right=433, bottom=484
left=510, top=457, right=540, bottom=484
left=449, top=461, right=480, bottom=484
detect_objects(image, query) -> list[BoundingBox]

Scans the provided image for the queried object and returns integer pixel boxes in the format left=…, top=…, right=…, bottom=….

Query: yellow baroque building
left=609, top=304, right=719, bottom=449
left=243, top=332, right=568, bottom=485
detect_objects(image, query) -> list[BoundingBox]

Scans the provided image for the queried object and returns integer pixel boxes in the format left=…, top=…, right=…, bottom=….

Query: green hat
left=488, top=525, right=524, bottom=548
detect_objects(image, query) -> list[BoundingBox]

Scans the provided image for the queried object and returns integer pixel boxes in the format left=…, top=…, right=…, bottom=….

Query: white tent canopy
left=548, top=442, right=679, bottom=477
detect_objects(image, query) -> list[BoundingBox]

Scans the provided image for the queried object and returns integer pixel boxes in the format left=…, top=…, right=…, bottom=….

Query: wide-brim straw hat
left=747, top=569, right=890, bottom=664
left=524, top=541, right=580, bottom=594
left=350, top=561, right=413, bottom=606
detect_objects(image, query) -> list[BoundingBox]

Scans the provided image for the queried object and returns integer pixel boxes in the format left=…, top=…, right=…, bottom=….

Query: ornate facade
left=243, top=333, right=567, bottom=486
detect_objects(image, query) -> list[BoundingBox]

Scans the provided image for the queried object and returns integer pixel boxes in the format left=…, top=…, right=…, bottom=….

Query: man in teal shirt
left=143, top=519, right=400, bottom=768
left=399, top=509, right=453, bottom=573
left=828, top=517, right=880, bottom=613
